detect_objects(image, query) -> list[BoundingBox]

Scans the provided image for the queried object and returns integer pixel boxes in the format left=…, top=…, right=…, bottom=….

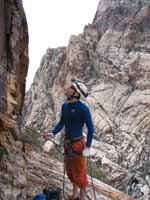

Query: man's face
left=65, top=85, right=76, bottom=100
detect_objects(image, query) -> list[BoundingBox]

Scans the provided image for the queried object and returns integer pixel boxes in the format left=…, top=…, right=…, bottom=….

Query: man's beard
left=66, top=95, right=73, bottom=101
left=65, top=93, right=73, bottom=101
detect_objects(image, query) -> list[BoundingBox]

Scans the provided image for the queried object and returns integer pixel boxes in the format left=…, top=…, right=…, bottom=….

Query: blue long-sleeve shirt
left=52, top=101, right=94, bottom=147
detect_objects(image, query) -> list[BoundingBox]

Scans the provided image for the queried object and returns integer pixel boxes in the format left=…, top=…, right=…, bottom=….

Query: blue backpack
left=33, top=193, right=46, bottom=200
left=33, top=187, right=61, bottom=200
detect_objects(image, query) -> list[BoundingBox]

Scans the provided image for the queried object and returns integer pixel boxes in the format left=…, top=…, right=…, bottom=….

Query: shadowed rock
left=0, top=0, right=28, bottom=199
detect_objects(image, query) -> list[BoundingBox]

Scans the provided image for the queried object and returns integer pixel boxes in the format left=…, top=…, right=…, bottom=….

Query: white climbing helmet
left=71, top=79, right=88, bottom=98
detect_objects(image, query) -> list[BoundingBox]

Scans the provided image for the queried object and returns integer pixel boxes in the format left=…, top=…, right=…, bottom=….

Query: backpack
left=43, top=187, right=62, bottom=200
left=33, top=193, right=46, bottom=200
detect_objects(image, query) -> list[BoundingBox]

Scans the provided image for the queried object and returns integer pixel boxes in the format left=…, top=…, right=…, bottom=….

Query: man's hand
left=82, top=147, right=91, bottom=157
left=42, top=132, right=53, bottom=141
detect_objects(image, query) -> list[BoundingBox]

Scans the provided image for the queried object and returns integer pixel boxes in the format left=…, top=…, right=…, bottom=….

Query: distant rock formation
left=23, top=0, right=150, bottom=199
left=0, top=0, right=28, bottom=199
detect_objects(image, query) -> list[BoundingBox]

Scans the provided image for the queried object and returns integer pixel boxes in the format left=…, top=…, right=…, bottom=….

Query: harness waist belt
left=65, top=135, right=83, bottom=143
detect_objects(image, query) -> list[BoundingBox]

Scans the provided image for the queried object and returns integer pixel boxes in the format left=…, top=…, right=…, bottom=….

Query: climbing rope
left=62, top=155, right=66, bottom=199
left=88, top=157, right=97, bottom=200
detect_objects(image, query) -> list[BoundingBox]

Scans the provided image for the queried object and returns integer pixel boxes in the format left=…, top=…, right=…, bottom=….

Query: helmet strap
left=66, top=90, right=76, bottom=100
left=68, top=90, right=80, bottom=100
left=72, top=92, right=80, bottom=100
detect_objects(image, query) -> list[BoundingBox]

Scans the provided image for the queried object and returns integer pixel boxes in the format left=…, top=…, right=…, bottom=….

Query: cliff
left=22, top=0, right=150, bottom=199
left=0, top=0, right=28, bottom=199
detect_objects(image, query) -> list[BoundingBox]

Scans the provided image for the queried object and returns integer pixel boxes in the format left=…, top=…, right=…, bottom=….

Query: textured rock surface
left=0, top=0, right=28, bottom=199
left=23, top=0, right=150, bottom=199
left=26, top=150, right=133, bottom=200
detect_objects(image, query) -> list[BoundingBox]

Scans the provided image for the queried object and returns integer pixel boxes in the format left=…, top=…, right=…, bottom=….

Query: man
left=43, top=79, right=94, bottom=200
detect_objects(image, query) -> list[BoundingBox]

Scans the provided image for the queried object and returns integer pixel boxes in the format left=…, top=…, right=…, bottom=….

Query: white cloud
left=22, top=0, right=99, bottom=90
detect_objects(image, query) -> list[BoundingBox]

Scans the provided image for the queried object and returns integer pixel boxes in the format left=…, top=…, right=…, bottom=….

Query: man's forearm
left=52, top=121, right=64, bottom=135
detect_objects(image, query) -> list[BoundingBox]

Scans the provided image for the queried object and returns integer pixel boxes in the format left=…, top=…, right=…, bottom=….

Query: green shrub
left=0, top=147, right=9, bottom=159
left=22, top=126, right=42, bottom=151
left=87, top=161, right=106, bottom=182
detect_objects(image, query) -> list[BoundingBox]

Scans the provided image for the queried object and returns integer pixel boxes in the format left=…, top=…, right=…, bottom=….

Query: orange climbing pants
left=65, top=137, right=89, bottom=189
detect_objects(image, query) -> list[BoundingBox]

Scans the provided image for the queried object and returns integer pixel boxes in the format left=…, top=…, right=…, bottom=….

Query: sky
left=22, top=0, right=99, bottom=91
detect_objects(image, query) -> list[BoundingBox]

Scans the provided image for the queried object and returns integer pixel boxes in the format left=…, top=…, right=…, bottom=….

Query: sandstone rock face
left=23, top=0, right=150, bottom=199
left=26, top=151, right=110, bottom=200
left=0, top=0, right=28, bottom=199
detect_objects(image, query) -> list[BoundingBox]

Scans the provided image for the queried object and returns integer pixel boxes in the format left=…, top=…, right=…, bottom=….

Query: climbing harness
left=64, top=136, right=83, bottom=157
